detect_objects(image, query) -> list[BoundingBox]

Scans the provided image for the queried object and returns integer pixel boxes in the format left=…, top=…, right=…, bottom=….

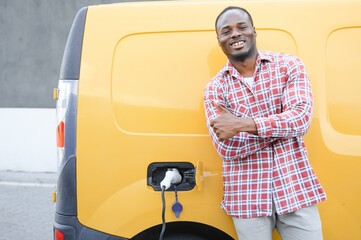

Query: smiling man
left=204, top=6, right=327, bottom=240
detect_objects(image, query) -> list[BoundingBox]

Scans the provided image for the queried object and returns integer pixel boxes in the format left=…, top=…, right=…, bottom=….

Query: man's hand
left=210, top=102, right=258, bottom=141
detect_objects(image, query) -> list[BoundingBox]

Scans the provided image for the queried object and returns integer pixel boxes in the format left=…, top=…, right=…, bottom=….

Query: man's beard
left=231, top=43, right=257, bottom=62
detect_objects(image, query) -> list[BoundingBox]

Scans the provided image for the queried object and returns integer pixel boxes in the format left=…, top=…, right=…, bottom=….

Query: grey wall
left=0, top=0, right=148, bottom=108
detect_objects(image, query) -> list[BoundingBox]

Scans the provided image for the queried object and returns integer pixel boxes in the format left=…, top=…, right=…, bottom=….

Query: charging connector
left=160, top=168, right=182, bottom=190
left=158, top=168, right=183, bottom=240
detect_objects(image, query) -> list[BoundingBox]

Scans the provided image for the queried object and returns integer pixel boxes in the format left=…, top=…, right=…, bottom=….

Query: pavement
left=0, top=170, right=57, bottom=240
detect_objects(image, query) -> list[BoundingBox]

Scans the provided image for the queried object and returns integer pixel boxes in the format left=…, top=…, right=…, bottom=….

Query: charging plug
left=160, top=168, right=182, bottom=190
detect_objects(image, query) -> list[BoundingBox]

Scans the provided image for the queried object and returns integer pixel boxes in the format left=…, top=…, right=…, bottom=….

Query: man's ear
left=217, top=36, right=221, bottom=46
left=253, top=26, right=257, bottom=37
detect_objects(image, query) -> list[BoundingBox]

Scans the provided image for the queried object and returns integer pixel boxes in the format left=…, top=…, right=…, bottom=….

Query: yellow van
left=53, top=0, right=361, bottom=239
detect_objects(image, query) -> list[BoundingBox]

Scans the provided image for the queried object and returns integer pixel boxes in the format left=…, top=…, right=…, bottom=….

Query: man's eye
left=222, top=30, right=230, bottom=35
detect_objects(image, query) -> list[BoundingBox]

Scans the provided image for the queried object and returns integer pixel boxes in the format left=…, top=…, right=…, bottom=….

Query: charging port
left=147, top=162, right=196, bottom=191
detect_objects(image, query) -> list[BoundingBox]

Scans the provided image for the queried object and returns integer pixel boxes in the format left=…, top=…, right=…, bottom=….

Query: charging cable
left=159, top=168, right=182, bottom=240
left=159, top=186, right=166, bottom=240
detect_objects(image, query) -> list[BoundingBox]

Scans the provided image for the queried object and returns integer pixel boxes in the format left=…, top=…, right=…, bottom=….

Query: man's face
left=216, top=9, right=257, bottom=61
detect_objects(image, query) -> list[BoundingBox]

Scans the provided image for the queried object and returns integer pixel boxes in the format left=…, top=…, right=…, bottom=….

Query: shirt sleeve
left=254, top=56, right=313, bottom=138
left=204, top=79, right=275, bottom=161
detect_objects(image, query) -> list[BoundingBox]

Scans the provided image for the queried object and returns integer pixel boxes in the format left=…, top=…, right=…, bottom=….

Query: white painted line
left=0, top=181, right=56, bottom=188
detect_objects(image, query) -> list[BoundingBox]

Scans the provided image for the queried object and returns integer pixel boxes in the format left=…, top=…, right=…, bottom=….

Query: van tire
left=165, top=233, right=208, bottom=240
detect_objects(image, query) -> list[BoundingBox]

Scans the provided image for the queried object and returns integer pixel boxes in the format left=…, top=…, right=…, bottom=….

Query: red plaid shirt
left=204, top=51, right=326, bottom=218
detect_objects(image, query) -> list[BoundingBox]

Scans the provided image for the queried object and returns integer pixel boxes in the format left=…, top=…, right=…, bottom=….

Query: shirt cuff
left=253, top=117, right=272, bottom=138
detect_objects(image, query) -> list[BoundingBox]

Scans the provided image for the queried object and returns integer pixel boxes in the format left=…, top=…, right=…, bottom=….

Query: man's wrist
left=238, top=117, right=258, bottom=134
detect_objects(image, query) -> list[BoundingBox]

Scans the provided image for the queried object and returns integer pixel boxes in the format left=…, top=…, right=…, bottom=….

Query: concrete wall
left=0, top=108, right=57, bottom=172
left=0, top=0, right=138, bottom=108
left=0, top=0, right=146, bottom=172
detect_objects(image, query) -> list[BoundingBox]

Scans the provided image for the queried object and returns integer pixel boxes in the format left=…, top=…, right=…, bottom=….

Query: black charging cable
left=159, top=186, right=166, bottom=240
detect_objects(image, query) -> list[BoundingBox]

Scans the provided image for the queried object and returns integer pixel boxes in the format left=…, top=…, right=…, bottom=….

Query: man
left=204, top=6, right=327, bottom=240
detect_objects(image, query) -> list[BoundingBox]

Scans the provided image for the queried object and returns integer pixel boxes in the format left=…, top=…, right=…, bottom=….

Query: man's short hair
left=215, top=6, right=254, bottom=31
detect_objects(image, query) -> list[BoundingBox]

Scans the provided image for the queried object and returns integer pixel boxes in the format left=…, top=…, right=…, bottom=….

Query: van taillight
left=57, top=121, right=65, bottom=148
left=56, top=80, right=78, bottom=169
left=54, top=229, right=64, bottom=240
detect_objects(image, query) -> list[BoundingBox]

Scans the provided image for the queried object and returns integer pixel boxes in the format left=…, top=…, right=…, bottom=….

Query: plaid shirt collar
left=221, top=51, right=274, bottom=79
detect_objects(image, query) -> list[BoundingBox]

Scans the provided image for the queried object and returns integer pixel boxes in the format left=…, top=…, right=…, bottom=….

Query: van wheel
left=165, top=233, right=208, bottom=240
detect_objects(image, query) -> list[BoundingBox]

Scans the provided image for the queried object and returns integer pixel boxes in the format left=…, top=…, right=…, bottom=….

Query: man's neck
left=230, top=52, right=258, bottom=77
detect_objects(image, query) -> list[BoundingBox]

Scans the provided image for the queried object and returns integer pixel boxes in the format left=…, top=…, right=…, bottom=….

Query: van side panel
left=76, top=2, right=235, bottom=238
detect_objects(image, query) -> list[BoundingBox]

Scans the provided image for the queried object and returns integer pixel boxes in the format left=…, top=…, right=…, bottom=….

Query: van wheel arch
left=130, top=221, right=233, bottom=240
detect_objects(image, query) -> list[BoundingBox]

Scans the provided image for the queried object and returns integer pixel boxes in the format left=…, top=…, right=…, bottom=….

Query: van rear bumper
left=54, top=213, right=128, bottom=240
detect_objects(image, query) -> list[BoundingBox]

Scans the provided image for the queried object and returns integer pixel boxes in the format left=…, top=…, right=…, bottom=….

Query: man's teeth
left=232, top=41, right=244, bottom=46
